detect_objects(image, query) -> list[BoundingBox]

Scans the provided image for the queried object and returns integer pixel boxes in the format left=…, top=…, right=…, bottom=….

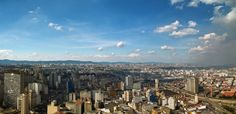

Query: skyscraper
left=17, top=94, right=29, bottom=114
left=47, top=100, right=59, bottom=114
left=125, top=75, right=133, bottom=90
left=155, top=79, right=159, bottom=90
left=185, top=77, right=199, bottom=94
left=4, top=72, right=25, bottom=107
left=84, top=99, right=92, bottom=113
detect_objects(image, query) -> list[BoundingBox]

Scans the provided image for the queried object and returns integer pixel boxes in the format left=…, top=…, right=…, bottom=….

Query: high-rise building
left=155, top=79, right=159, bottom=90
left=125, top=75, right=133, bottom=90
left=151, top=106, right=159, bottom=114
left=194, top=94, right=199, bottom=104
left=28, top=83, right=42, bottom=106
left=48, top=72, right=56, bottom=89
left=84, top=99, right=92, bottom=113
left=185, top=77, right=199, bottom=94
left=66, top=99, right=84, bottom=114
left=4, top=73, right=25, bottom=107
left=68, top=92, right=76, bottom=102
left=146, top=89, right=151, bottom=101
left=47, top=100, right=59, bottom=114
left=17, top=94, right=29, bottom=114
left=117, top=81, right=125, bottom=90
left=80, top=90, right=91, bottom=100
left=75, top=99, right=84, bottom=114
left=95, top=91, right=104, bottom=103
left=133, top=82, right=141, bottom=90
left=123, top=90, right=132, bottom=102
left=167, top=97, right=176, bottom=110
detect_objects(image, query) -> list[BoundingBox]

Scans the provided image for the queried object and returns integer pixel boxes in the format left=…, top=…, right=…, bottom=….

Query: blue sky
left=0, top=0, right=235, bottom=64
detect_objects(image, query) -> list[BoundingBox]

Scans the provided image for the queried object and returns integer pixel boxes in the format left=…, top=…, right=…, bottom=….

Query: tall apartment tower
left=4, top=73, right=25, bottom=107
left=47, top=100, right=59, bottom=114
left=17, top=94, right=29, bottom=114
left=185, top=77, right=199, bottom=94
left=155, top=79, right=159, bottom=90
left=125, top=75, right=133, bottom=90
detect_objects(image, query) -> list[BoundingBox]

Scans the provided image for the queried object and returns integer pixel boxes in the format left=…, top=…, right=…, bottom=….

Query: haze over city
left=0, top=0, right=235, bottom=65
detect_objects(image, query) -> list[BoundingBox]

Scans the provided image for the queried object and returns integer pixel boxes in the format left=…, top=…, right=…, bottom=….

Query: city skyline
left=0, top=0, right=235, bottom=65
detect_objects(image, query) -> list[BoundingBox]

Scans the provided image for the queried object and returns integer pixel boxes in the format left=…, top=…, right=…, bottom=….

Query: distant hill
left=0, top=59, right=95, bottom=65
left=0, top=59, right=161, bottom=65
left=0, top=59, right=234, bottom=67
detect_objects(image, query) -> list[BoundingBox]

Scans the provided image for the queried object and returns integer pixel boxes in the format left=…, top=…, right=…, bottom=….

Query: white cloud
left=156, top=20, right=199, bottom=37
left=188, top=20, right=197, bottom=27
left=93, top=55, right=111, bottom=58
left=161, top=45, right=175, bottom=50
left=147, top=50, right=155, bottom=54
left=188, top=0, right=200, bottom=7
left=170, top=28, right=199, bottom=37
left=0, top=49, right=13, bottom=55
left=128, top=53, right=140, bottom=58
left=154, top=20, right=180, bottom=33
left=0, top=49, right=15, bottom=59
left=170, top=0, right=185, bottom=5
left=199, top=0, right=223, bottom=5
left=48, top=22, right=63, bottom=31
left=116, top=41, right=125, bottom=48
left=97, top=47, right=104, bottom=51
left=190, top=33, right=227, bottom=54
left=172, top=0, right=236, bottom=8
left=199, top=32, right=227, bottom=43
left=189, top=45, right=209, bottom=52
left=212, top=7, right=236, bottom=28
left=214, top=6, right=224, bottom=16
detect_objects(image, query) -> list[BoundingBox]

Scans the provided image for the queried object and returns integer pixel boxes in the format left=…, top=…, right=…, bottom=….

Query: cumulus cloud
left=156, top=20, right=199, bottom=37
left=170, top=28, right=199, bottom=37
left=48, top=22, right=63, bottom=31
left=0, top=49, right=13, bottom=55
left=188, top=0, right=200, bottom=7
left=148, top=50, right=155, bottom=54
left=154, top=20, right=180, bottom=33
left=0, top=49, right=14, bottom=59
left=191, top=33, right=227, bottom=51
left=97, top=47, right=104, bottom=51
left=189, top=45, right=209, bottom=52
left=212, top=7, right=236, bottom=30
left=170, top=0, right=185, bottom=5
left=116, top=41, right=125, bottom=48
left=188, top=20, right=197, bottom=27
left=128, top=53, right=140, bottom=58
left=199, top=32, right=227, bottom=43
left=172, top=0, right=236, bottom=8
left=168, top=0, right=236, bottom=65
left=199, top=0, right=224, bottom=5
left=93, top=55, right=111, bottom=58
left=161, top=45, right=175, bottom=50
